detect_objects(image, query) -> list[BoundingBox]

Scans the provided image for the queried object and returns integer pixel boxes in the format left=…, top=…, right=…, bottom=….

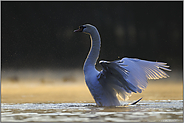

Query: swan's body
left=74, top=24, right=171, bottom=107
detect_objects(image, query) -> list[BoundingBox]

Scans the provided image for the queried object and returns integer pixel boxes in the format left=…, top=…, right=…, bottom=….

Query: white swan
left=74, top=24, right=171, bottom=107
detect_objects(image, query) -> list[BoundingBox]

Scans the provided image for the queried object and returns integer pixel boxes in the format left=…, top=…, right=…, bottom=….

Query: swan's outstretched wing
left=97, top=58, right=171, bottom=100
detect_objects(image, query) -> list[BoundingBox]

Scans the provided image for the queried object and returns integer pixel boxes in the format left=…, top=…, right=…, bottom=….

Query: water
left=1, top=100, right=183, bottom=122
left=2, top=69, right=183, bottom=122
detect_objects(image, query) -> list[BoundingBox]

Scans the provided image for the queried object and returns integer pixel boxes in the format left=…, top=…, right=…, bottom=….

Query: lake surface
left=1, top=100, right=183, bottom=122
left=1, top=69, right=183, bottom=122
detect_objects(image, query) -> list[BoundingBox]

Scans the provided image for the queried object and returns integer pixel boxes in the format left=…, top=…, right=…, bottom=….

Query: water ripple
left=1, top=100, right=183, bottom=122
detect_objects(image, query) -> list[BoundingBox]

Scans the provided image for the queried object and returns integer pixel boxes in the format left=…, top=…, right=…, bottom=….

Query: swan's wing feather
left=98, top=58, right=171, bottom=100
left=122, top=58, right=171, bottom=79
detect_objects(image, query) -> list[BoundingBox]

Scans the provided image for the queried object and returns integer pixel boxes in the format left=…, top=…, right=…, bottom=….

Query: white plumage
left=74, top=24, right=171, bottom=107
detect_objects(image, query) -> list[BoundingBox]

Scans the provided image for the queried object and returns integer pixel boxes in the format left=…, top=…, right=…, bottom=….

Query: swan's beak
left=74, top=28, right=83, bottom=32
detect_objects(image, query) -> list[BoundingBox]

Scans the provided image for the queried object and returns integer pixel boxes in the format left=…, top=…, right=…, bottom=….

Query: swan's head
left=74, top=24, right=97, bottom=35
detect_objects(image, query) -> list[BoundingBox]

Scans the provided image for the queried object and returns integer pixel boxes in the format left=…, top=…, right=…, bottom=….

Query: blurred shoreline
left=1, top=68, right=183, bottom=83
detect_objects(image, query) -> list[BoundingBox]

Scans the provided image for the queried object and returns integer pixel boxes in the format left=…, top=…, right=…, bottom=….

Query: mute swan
left=74, top=24, right=171, bottom=107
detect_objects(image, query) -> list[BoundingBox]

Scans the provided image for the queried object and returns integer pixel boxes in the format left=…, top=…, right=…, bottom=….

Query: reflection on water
left=1, top=100, right=183, bottom=122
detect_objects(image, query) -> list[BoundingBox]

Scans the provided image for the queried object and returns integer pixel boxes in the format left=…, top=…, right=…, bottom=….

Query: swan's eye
left=79, top=26, right=86, bottom=29
left=77, top=26, right=86, bottom=32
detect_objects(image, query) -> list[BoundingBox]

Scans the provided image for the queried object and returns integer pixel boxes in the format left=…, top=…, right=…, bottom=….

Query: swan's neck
left=83, top=29, right=101, bottom=74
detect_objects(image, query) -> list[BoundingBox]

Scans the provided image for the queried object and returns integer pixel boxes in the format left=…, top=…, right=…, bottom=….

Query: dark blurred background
left=2, top=2, right=183, bottom=72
